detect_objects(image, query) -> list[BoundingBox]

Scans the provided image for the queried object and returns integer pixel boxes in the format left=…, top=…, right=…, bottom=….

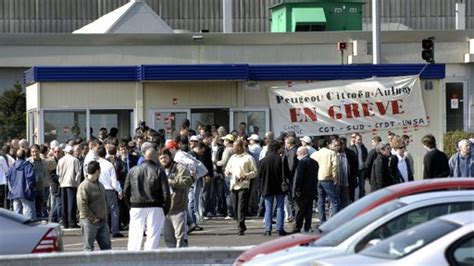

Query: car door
left=353, top=201, right=474, bottom=253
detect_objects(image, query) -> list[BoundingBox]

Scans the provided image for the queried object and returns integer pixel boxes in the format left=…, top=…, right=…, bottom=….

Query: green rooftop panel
left=270, top=0, right=364, bottom=32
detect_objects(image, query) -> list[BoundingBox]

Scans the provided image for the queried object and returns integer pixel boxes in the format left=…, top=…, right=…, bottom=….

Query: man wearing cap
left=57, top=145, right=82, bottom=228
left=216, top=134, right=235, bottom=219
left=300, top=136, right=316, bottom=155
left=247, top=134, right=261, bottom=216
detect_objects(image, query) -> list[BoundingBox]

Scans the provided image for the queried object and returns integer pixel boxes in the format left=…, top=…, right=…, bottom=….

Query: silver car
left=314, top=211, right=474, bottom=266
left=0, top=208, right=63, bottom=254
left=244, top=190, right=474, bottom=265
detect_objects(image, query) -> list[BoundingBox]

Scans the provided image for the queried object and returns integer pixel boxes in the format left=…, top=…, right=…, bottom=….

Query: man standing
left=124, top=148, right=171, bottom=250
left=293, top=146, right=318, bottom=233
left=225, top=140, right=257, bottom=235
left=247, top=134, right=261, bottom=216
left=7, top=149, right=36, bottom=219
left=77, top=161, right=111, bottom=251
left=258, top=141, right=286, bottom=236
left=97, top=146, right=123, bottom=238
left=159, top=149, right=193, bottom=248
left=299, top=136, right=316, bottom=155
left=349, top=133, right=368, bottom=199
left=311, top=139, right=339, bottom=224
left=448, top=139, right=473, bottom=177
left=27, top=144, right=48, bottom=219
left=365, top=135, right=382, bottom=189
left=421, top=134, right=450, bottom=179
left=282, top=136, right=298, bottom=223
left=56, top=145, right=81, bottom=228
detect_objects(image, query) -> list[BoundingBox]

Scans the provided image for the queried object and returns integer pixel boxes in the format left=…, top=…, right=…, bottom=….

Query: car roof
left=360, top=178, right=474, bottom=215
left=387, top=178, right=474, bottom=192
left=398, top=190, right=474, bottom=204
left=438, top=211, right=474, bottom=226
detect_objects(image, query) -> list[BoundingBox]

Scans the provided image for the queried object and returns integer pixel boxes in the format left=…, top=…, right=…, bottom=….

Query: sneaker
left=277, top=230, right=288, bottom=236
left=188, top=224, right=197, bottom=234
left=224, top=216, right=233, bottom=220
left=237, top=231, right=245, bottom=236
left=69, top=224, right=80, bottom=229
left=263, top=231, right=271, bottom=236
left=194, top=225, right=204, bottom=231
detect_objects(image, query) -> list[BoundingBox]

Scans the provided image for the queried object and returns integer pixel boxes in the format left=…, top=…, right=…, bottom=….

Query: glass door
left=445, top=82, right=465, bottom=131
left=151, top=109, right=190, bottom=139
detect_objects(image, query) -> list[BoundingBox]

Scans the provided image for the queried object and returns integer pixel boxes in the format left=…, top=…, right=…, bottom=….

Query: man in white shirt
left=97, top=146, right=123, bottom=238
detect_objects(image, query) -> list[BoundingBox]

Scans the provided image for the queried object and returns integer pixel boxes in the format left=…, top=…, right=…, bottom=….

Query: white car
left=244, top=190, right=474, bottom=265
left=314, top=211, right=474, bottom=266
left=0, top=208, right=63, bottom=254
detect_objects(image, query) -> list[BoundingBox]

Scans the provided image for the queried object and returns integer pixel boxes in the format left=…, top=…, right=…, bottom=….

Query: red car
left=234, top=178, right=474, bottom=265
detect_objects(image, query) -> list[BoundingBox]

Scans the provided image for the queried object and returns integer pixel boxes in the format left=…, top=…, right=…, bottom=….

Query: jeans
left=317, top=180, right=340, bottom=224
left=194, top=177, right=204, bottom=222
left=264, top=194, right=285, bottom=232
left=13, top=198, right=36, bottom=220
left=214, top=174, right=227, bottom=216
left=187, top=184, right=196, bottom=224
left=224, top=177, right=234, bottom=217
left=81, top=219, right=111, bottom=251
left=50, top=190, right=62, bottom=223
left=0, top=184, right=7, bottom=209
left=105, top=190, right=120, bottom=234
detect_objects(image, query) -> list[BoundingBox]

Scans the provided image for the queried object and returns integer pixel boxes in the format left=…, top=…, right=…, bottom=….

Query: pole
left=372, top=0, right=380, bottom=64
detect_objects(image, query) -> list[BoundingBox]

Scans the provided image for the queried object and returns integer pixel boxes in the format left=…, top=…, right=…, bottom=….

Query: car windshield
left=319, top=188, right=392, bottom=233
left=0, top=208, right=31, bottom=224
left=361, top=219, right=460, bottom=260
left=313, top=200, right=406, bottom=247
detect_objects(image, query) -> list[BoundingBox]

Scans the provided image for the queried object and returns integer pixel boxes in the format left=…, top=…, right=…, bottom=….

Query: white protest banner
left=268, top=75, right=428, bottom=136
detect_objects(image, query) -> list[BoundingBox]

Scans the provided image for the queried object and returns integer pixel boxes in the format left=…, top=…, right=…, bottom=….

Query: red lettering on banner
left=328, top=105, right=342, bottom=120
left=289, top=108, right=318, bottom=122
left=361, top=102, right=375, bottom=117
left=391, top=99, right=404, bottom=115
left=344, top=103, right=361, bottom=119
left=329, top=100, right=405, bottom=120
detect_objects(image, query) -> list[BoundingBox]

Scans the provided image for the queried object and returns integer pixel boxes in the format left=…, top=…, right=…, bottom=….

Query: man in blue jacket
left=7, top=149, right=36, bottom=219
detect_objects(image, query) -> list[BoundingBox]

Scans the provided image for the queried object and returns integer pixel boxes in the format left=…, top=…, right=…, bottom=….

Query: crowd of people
left=0, top=120, right=472, bottom=251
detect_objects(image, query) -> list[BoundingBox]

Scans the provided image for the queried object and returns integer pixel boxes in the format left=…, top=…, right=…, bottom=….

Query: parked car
left=234, top=178, right=474, bottom=265
left=244, top=190, right=474, bottom=265
left=314, top=211, right=474, bottom=266
left=0, top=208, right=63, bottom=254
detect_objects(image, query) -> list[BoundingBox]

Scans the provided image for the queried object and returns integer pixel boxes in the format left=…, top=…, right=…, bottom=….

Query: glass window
left=153, top=111, right=188, bottom=139
left=28, top=111, right=37, bottom=144
left=355, top=202, right=474, bottom=252
left=90, top=110, right=133, bottom=141
left=451, top=235, right=474, bottom=265
left=44, top=110, right=86, bottom=144
left=361, top=219, right=460, bottom=260
left=233, top=110, right=266, bottom=139
left=319, top=188, right=392, bottom=234
left=313, top=200, right=406, bottom=247
left=191, top=109, right=229, bottom=132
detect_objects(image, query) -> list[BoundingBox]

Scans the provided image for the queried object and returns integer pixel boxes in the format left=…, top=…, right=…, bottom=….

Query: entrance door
left=445, top=82, right=465, bottom=131
left=191, top=108, right=229, bottom=131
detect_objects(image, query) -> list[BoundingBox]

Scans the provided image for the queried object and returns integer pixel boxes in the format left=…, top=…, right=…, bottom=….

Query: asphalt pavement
left=62, top=215, right=321, bottom=252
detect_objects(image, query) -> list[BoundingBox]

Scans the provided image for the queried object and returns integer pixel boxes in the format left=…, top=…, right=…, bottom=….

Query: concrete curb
left=0, top=246, right=252, bottom=265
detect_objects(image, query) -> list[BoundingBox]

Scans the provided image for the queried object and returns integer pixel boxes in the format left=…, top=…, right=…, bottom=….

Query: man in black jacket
left=124, top=148, right=171, bottom=250
left=349, top=133, right=368, bottom=199
left=259, top=141, right=287, bottom=236
left=339, top=137, right=358, bottom=203
left=421, top=134, right=450, bottom=179
left=292, top=146, right=318, bottom=233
